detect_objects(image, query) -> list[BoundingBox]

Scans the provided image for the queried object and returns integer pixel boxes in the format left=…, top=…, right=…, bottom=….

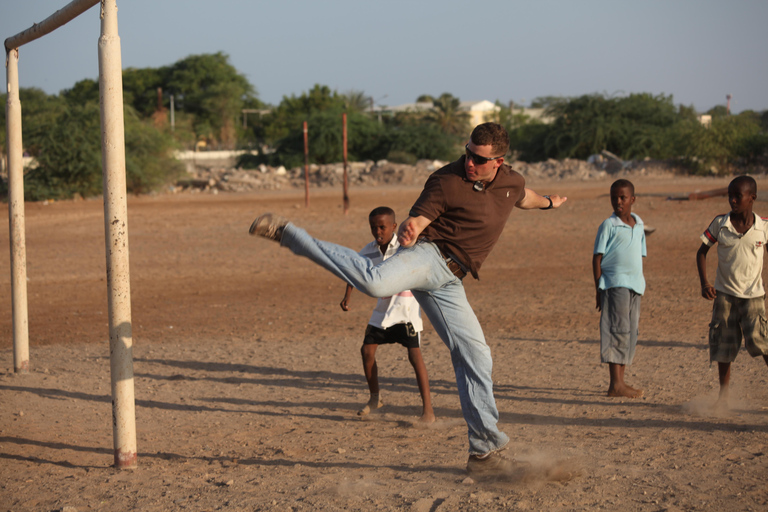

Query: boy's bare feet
left=607, top=383, right=644, bottom=398
left=715, top=386, right=730, bottom=410
left=418, top=410, right=436, bottom=424
left=358, top=394, right=383, bottom=416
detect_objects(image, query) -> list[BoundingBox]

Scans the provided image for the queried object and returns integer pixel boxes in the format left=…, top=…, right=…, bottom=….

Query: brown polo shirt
left=409, top=156, right=526, bottom=279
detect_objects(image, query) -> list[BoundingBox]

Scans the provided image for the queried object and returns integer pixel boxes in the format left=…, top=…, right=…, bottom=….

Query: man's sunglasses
left=465, top=144, right=503, bottom=165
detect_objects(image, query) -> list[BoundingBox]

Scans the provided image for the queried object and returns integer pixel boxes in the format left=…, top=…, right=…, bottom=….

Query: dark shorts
left=363, top=323, right=420, bottom=349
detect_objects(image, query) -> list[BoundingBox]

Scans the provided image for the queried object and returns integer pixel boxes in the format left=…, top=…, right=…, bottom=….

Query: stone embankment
left=174, top=157, right=678, bottom=194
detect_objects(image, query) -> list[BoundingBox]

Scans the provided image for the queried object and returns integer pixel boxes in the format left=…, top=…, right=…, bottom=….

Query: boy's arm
left=696, top=243, right=716, bottom=300
left=340, top=283, right=354, bottom=311
left=592, top=253, right=603, bottom=311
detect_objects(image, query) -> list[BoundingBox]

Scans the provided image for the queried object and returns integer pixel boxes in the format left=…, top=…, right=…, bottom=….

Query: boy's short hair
left=729, top=175, right=757, bottom=196
left=610, top=179, right=635, bottom=196
left=369, top=206, right=395, bottom=221
left=470, top=122, right=509, bottom=157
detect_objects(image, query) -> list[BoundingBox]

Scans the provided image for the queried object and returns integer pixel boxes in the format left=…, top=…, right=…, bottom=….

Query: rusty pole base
left=114, top=449, right=138, bottom=469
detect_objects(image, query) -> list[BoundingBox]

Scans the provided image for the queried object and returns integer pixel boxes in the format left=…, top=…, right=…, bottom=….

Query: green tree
left=122, top=67, right=165, bottom=117
left=61, top=79, right=100, bottom=107
left=341, top=89, right=371, bottom=113
left=262, top=84, right=347, bottom=143
left=541, top=93, right=678, bottom=160
left=0, top=88, right=67, bottom=157
left=15, top=100, right=182, bottom=201
left=529, top=96, right=566, bottom=109
left=385, top=123, right=461, bottom=163
left=165, top=52, right=256, bottom=148
left=706, top=105, right=729, bottom=118
left=251, top=108, right=387, bottom=169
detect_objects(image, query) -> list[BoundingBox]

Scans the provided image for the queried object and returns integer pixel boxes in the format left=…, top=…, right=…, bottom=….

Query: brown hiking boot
left=249, top=213, right=289, bottom=242
left=466, top=450, right=524, bottom=481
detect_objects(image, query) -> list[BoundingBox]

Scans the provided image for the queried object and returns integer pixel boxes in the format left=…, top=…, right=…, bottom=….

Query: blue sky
left=2, top=0, right=766, bottom=113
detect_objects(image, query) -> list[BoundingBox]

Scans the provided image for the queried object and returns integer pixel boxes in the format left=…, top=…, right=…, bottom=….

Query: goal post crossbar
left=4, top=0, right=100, bottom=53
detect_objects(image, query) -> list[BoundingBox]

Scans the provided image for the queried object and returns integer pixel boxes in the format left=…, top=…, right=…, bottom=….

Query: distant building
left=459, top=100, right=501, bottom=127
left=386, top=102, right=434, bottom=114
left=381, top=100, right=555, bottom=128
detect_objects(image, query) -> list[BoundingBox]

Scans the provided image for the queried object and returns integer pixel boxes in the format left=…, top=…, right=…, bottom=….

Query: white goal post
left=5, top=0, right=137, bottom=469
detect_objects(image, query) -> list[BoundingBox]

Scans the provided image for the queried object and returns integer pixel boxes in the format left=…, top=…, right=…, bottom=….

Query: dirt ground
left=2, top=174, right=768, bottom=511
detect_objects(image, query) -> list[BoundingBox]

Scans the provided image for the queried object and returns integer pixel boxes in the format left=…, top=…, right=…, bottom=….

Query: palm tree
left=430, top=93, right=470, bottom=136
left=341, top=89, right=370, bottom=113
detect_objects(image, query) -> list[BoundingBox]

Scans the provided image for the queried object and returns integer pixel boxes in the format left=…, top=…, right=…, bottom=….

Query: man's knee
left=355, top=281, right=391, bottom=298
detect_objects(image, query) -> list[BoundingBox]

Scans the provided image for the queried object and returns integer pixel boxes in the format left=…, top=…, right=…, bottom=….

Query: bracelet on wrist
left=540, top=195, right=553, bottom=210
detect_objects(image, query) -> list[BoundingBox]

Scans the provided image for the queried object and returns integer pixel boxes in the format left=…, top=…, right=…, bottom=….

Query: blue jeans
left=281, top=223, right=509, bottom=455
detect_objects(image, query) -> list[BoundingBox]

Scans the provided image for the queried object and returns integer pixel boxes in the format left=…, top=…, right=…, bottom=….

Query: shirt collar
left=609, top=212, right=643, bottom=227
left=382, top=236, right=399, bottom=257
left=723, top=212, right=766, bottom=233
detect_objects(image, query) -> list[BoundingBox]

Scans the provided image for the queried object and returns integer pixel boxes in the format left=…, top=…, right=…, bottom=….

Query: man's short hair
left=369, top=206, right=395, bottom=220
left=729, top=175, right=757, bottom=196
left=611, top=179, right=635, bottom=196
left=470, top=122, right=509, bottom=158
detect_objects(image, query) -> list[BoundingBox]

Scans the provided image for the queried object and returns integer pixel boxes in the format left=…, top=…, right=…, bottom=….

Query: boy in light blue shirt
left=592, top=179, right=647, bottom=398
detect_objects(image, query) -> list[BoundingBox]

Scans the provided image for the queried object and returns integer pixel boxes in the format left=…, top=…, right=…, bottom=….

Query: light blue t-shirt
left=594, top=212, right=647, bottom=295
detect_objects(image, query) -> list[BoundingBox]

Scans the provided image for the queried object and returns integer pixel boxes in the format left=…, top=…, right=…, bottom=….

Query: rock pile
left=174, top=157, right=677, bottom=194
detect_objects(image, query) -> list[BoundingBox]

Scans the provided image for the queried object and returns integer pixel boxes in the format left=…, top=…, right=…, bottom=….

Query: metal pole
left=170, top=94, right=175, bottom=131
left=303, top=121, right=309, bottom=208
left=98, top=0, right=137, bottom=469
left=342, top=112, right=349, bottom=215
left=5, top=48, right=30, bottom=373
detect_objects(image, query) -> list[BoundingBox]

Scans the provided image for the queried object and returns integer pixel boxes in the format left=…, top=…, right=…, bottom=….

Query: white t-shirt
left=701, top=213, right=768, bottom=298
left=359, top=238, right=423, bottom=331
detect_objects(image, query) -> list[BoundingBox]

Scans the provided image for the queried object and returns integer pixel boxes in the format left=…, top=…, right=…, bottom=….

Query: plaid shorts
left=599, top=287, right=641, bottom=365
left=709, top=293, right=768, bottom=363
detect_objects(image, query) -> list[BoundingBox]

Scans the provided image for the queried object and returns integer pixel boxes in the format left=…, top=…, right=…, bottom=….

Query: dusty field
left=2, top=174, right=768, bottom=511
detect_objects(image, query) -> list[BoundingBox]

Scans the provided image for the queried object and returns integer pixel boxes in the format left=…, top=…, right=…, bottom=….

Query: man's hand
left=340, top=298, right=350, bottom=311
left=595, top=290, right=602, bottom=311
left=549, top=194, right=568, bottom=209
left=397, top=216, right=430, bottom=248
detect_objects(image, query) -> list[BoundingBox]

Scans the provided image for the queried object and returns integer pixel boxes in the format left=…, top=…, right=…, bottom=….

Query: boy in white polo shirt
left=697, top=175, right=768, bottom=405
left=593, top=179, right=647, bottom=398
left=340, top=207, right=435, bottom=423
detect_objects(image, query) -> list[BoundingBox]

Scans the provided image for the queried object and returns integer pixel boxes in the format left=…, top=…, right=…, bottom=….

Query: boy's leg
left=413, top=284, right=509, bottom=456
left=407, top=346, right=435, bottom=423
left=361, top=343, right=380, bottom=395
left=709, top=293, right=744, bottom=405
left=359, top=333, right=383, bottom=416
left=601, top=288, right=643, bottom=398
left=717, top=362, right=732, bottom=402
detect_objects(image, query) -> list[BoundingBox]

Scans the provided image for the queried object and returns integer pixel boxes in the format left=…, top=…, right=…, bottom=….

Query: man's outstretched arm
left=515, top=188, right=568, bottom=210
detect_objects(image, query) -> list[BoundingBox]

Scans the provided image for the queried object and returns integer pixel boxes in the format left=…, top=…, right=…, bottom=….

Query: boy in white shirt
left=340, top=207, right=435, bottom=423
left=697, top=175, right=768, bottom=405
